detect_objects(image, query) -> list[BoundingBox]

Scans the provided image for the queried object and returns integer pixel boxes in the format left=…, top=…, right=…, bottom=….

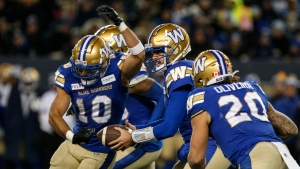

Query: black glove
left=96, top=5, right=124, bottom=26
left=72, top=128, right=95, bottom=145
left=66, top=106, right=75, bottom=116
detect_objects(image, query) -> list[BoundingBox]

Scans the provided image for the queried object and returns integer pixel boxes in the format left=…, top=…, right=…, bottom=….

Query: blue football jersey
left=121, top=64, right=153, bottom=126
left=187, top=81, right=282, bottom=165
left=163, top=60, right=194, bottom=142
left=54, top=52, right=128, bottom=153
left=121, top=63, right=163, bottom=152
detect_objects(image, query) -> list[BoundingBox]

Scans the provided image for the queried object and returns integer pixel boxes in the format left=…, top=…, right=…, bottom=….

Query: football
left=97, top=124, right=129, bottom=147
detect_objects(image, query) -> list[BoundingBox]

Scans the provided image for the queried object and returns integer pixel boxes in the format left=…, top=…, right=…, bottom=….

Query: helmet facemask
left=145, top=44, right=174, bottom=72
left=71, top=61, right=109, bottom=86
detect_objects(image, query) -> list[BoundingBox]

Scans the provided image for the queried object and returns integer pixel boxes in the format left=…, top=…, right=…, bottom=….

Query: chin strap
left=232, top=70, right=239, bottom=76
left=131, top=126, right=157, bottom=143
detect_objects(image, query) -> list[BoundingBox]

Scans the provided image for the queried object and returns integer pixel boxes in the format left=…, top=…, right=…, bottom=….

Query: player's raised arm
left=267, top=102, right=298, bottom=141
left=97, top=5, right=145, bottom=86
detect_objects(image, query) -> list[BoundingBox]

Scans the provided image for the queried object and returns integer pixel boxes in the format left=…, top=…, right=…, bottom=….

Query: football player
left=110, top=23, right=231, bottom=169
left=95, top=25, right=164, bottom=169
left=48, top=5, right=145, bottom=169
left=0, top=63, right=13, bottom=125
left=187, top=50, right=299, bottom=169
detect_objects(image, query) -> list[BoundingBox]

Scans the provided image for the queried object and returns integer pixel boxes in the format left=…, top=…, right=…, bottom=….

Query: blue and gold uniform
left=49, top=5, right=146, bottom=168
left=188, top=81, right=282, bottom=166
left=55, top=52, right=128, bottom=153
left=187, top=49, right=298, bottom=169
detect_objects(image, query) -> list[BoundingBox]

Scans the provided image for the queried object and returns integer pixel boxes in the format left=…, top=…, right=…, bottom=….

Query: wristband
left=118, top=22, right=127, bottom=32
left=66, top=130, right=74, bottom=142
left=129, top=41, right=144, bottom=55
left=129, top=74, right=148, bottom=87
left=131, top=126, right=157, bottom=143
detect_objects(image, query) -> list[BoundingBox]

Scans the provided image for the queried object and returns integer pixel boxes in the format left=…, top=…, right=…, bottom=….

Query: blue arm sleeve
left=144, top=81, right=163, bottom=101
left=136, top=118, right=164, bottom=129
left=136, top=87, right=190, bottom=140
left=144, top=81, right=165, bottom=122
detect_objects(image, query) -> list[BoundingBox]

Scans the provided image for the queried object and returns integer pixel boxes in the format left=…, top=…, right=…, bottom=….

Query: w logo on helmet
left=112, top=34, right=127, bottom=48
left=167, top=28, right=185, bottom=44
left=100, top=43, right=110, bottom=59
left=193, top=56, right=207, bottom=75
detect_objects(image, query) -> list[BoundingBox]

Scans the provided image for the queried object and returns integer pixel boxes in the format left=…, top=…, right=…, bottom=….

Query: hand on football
left=96, top=5, right=123, bottom=26
left=72, top=128, right=95, bottom=145
left=108, top=126, right=133, bottom=151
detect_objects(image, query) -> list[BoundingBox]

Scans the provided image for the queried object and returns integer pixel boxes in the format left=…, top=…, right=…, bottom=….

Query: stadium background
left=0, top=0, right=300, bottom=168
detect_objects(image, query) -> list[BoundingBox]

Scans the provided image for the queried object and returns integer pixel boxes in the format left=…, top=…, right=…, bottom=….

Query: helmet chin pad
left=81, top=78, right=98, bottom=86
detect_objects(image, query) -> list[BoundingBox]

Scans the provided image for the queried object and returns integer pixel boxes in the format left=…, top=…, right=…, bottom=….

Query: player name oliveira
left=213, top=82, right=254, bottom=93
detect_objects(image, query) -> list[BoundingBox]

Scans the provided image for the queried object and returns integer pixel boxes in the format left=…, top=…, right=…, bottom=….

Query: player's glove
left=66, top=105, right=75, bottom=116
left=177, top=143, right=189, bottom=163
left=96, top=5, right=123, bottom=26
left=72, top=128, right=95, bottom=145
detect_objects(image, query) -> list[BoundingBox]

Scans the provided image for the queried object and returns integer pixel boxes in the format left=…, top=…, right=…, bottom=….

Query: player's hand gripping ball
left=97, top=124, right=129, bottom=147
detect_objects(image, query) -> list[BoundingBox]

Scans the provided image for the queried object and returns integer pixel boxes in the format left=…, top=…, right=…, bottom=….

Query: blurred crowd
left=0, top=63, right=75, bottom=169
left=1, top=0, right=300, bottom=62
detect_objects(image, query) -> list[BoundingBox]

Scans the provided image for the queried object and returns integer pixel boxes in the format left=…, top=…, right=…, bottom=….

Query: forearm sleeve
left=144, top=81, right=163, bottom=101
left=144, top=81, right=165, bottom=122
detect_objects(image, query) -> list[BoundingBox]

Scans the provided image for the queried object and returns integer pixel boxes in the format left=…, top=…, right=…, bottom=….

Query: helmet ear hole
left=197, top=78, right=202, bottom=84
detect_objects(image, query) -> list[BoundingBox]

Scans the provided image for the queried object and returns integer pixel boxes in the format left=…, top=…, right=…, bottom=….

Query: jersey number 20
left=219, top=92, right=269, bottom=127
